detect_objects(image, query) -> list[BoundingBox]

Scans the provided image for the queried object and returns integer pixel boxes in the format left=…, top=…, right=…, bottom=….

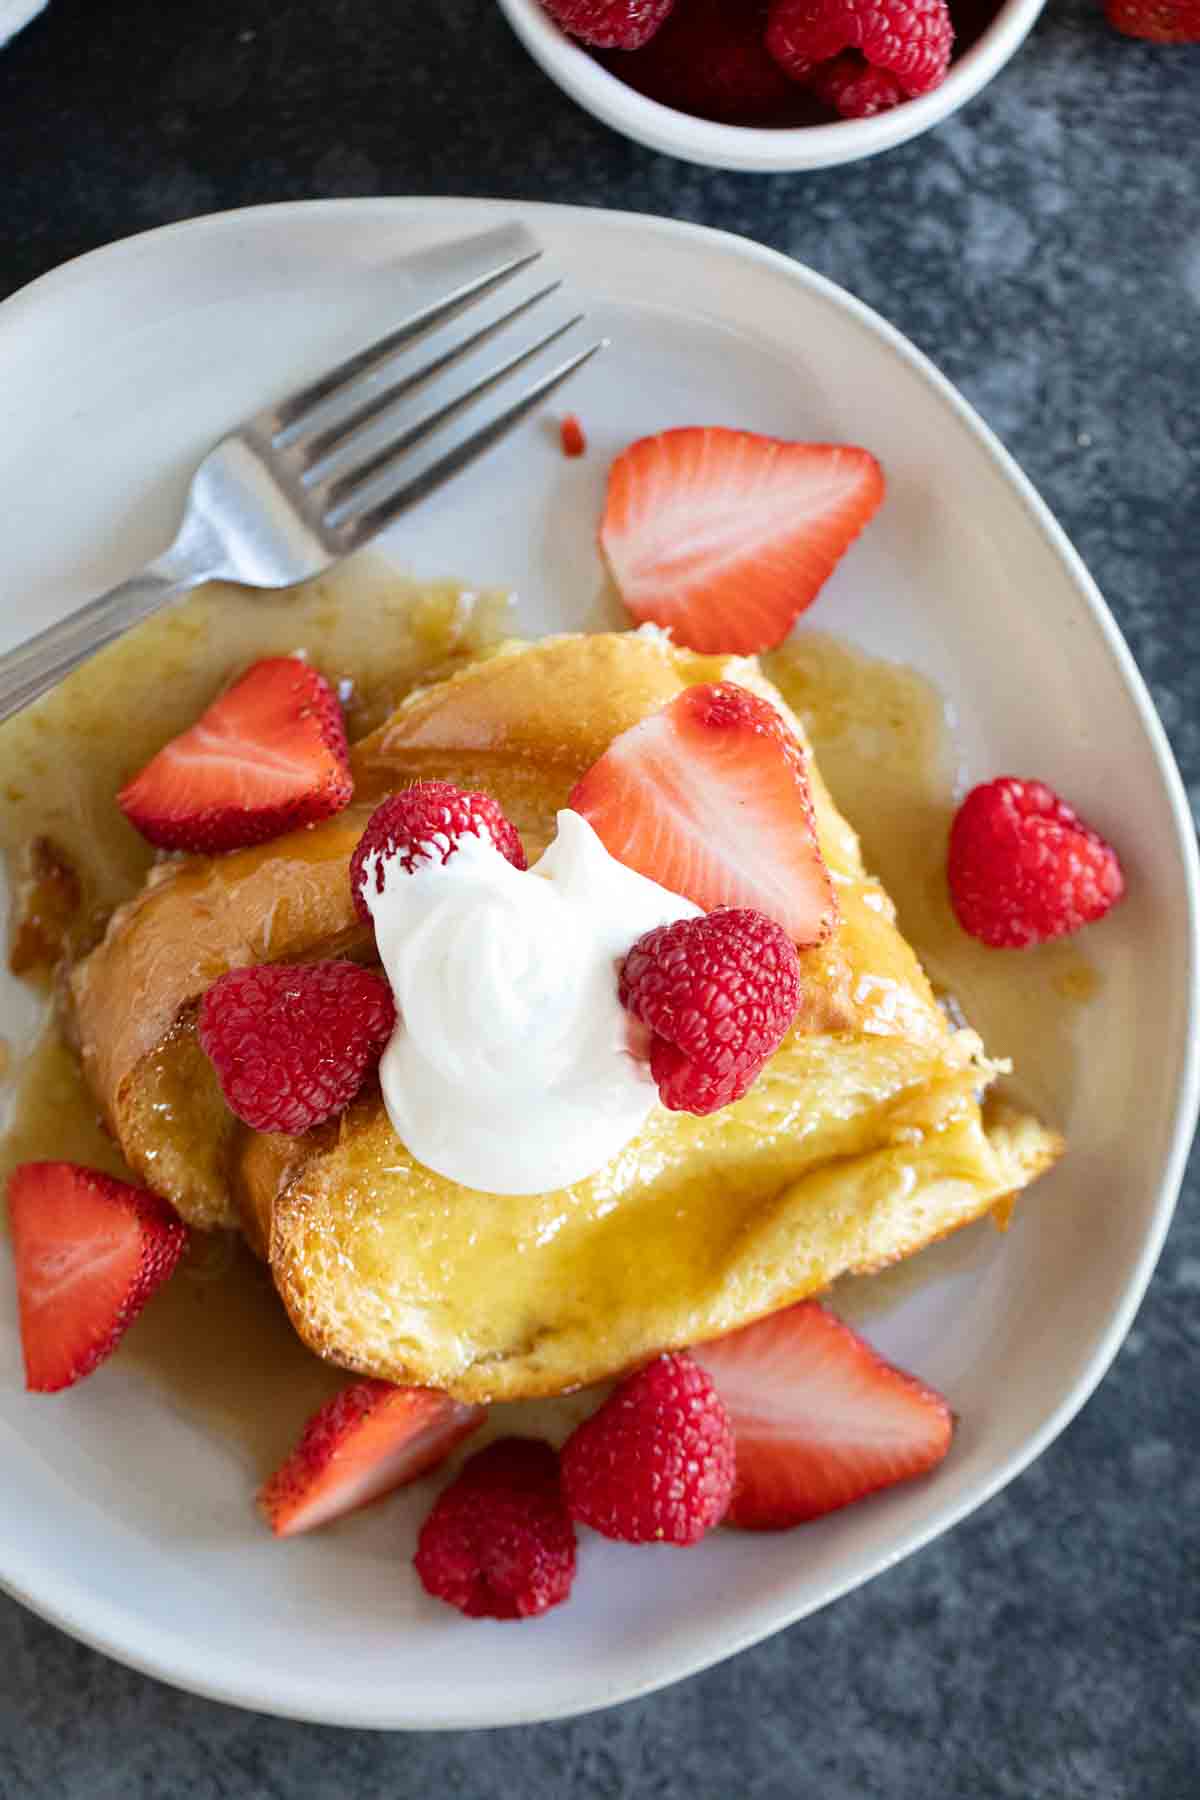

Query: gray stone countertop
left=0, top=1, right=1197, bottom=1794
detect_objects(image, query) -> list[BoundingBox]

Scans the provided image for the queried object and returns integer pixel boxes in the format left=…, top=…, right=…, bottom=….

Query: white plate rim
left=0, top=196, right=1197, bottom=1729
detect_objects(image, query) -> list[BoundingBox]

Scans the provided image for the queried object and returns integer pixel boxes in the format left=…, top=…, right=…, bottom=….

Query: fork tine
left=297, top=279, right=564, bottom=473
left=321, top=313, right=586, bottom=512
left=271, top=224, right=543, bottom=445
left=327, top=339, right=605, bottom=541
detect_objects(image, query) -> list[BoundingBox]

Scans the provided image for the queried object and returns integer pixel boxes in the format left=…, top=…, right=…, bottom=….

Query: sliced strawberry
left=694, top=1301, right=954, bottom=1530
left=560, top=413, right=588, bottom=458
left=259, top=1379, right=486, bottom=1537
left=599, top=427, right=885, bottom=654
left=118, top=657, right=353, bottom=854
left=7, top=1161, right=188, bottom=1393
left=569, top=680, right=837, bottom=945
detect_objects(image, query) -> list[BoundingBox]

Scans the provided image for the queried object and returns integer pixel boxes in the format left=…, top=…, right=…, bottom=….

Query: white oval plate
left=0, top=199, right=1195, bottom=1730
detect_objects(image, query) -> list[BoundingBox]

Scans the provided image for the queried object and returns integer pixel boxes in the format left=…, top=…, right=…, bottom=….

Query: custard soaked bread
left=71, top=632, right=1061, bottom=1400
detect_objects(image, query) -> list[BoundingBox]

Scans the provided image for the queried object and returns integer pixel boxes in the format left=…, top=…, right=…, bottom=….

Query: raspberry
left=766, top=0, right=954, bottom=96
left=540, top=0, right=674, bottom=50
left=607, top=0, right=799, bottom=124
left=561, top=1354, right=735, bottom=1545
left=413, top=1437, right=577, bottom=1620
left=806, top=52, right=907, bottom=116
left=350, top=781, right=527, bottom=923
left=619, top=908, right=801, bottom=1115
left=1105, top=0, right=1200, bottom=39
left=947, top=777, right=1125, bottom=949
left=198, top=960, right=395, bottom=1134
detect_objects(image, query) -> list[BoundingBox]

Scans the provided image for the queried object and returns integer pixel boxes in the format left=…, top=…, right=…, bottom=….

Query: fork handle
left=0, top=561, right=205, bottom=725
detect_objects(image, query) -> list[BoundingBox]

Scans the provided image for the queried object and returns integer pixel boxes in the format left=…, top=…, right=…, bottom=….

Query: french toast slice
left=255, top=1054, right=1056, bottom=1402
left=71, top=631, right=1062, bottom=1398
left=71, top=632, right=859, bottom=1229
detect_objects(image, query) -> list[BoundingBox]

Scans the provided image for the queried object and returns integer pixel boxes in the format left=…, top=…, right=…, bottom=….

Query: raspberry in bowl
left=497, top=0, right=1048, bottom=171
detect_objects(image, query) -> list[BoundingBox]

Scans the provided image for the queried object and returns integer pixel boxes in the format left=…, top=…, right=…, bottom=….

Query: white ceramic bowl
left=498, top=0, right=1048, bottom=171
left=0, top=198, right=1196, bottom=1727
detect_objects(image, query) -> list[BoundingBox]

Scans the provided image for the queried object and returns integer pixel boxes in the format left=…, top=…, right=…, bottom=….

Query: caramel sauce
left=0, top=554, right=511, bottom=938
left=0, top=559, right=511, bottom=1466
left=765, top=633, right=1099, bottom=1119
left=0, top=598, right=1096, bottom=1464
left=764, top=638, right=1097, bottom=1335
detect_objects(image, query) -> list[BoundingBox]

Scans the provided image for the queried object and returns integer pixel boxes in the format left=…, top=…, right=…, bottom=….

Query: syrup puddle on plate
left=0, top=584, right=1099, bottom=1470
left=0, top=558, right=514, bottom=1471
left=765, top=632, right=1099, bottom=1119
left=0, top=553, right=513, bottom=939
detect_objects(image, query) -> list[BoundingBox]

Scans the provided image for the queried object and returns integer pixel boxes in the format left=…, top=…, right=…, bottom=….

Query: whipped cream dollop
left=365, top=810, right=700, bottom=1196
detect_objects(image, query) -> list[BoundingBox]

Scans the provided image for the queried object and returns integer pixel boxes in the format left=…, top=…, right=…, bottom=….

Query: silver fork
left=0, top=223, right=604, bottom=724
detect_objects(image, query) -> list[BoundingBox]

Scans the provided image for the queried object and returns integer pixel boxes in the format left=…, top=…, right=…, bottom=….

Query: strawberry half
left=694, top=1301, right=954, bottom=1530
left=569, top=680, right=837, bottom=945
left=7, top=1161, right=188, bottom=1393
left=259, top=1379, right=486, bottom=1537
left=599, top=427, right=885, bottom=654
left=118, top=657, right=353, bottom=854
